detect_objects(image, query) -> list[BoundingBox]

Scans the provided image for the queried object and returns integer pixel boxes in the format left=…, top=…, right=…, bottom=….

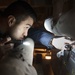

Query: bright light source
left=23, top=41, right=30, bottom=45
left=45, top=50, right=52, bottom=60
left=45, top=55, right=51, bottom=60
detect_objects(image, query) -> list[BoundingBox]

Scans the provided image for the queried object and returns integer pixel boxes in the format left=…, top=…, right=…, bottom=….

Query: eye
left=24, top=27, right=30, bottom=30
left=26, top=27, right=30, bottom=29
left=26, top=27, right=29, bottom=28
left=24, top=24, right=31, bottom=30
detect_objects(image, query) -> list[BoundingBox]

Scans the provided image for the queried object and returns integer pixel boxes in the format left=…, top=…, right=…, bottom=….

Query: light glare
left=23, top=41, right=30, bottom=45
left=45, top=55, right=51, bottom=60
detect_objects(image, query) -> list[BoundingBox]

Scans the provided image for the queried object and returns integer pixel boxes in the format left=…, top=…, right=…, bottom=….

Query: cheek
left=16, top=29, right=21, bottom=34
left=12, top=28, right=22, bottom=37
left=15, top=29, right=23, bottom=36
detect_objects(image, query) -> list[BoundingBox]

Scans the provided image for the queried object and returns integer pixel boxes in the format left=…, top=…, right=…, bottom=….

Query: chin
left=12, top=36, right=23, bottom=40
left=18, top=38, right=23, bottom=40
left=12, top=37, right=20, bottom=40
left=16, top=38, right=22, bottom=40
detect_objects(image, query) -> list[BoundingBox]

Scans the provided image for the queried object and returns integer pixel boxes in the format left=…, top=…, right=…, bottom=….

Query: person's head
left=2, top=1, right=37, bottom=40
left=44, top=18, right=53, bottom=33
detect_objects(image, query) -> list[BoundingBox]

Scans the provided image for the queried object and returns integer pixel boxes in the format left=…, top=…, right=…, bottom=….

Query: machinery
left=57, top=44, right=75, bottom=75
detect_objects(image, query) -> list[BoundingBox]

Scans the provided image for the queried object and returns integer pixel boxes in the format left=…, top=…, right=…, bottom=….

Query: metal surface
left=62, top=48, right=75, bottom=75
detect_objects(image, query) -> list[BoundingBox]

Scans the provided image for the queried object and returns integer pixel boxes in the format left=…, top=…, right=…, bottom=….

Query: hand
left=0, top=37, right=14, bottom=54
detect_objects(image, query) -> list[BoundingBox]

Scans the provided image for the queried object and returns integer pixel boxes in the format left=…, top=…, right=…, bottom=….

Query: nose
left=23, top=30, right=28, bottom=37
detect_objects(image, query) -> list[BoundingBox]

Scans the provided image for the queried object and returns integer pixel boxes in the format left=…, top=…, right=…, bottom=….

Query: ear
left=8, top=15, right=16, bottom=27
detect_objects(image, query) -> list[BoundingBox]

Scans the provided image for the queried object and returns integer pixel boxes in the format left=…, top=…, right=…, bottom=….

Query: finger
left=4, top=43, right=14, bottom=50
left=0, top=43, right=14, bottom=53
left=71, top=42, right=75, bottom=45
left=0, top=37, right=11, bottom=46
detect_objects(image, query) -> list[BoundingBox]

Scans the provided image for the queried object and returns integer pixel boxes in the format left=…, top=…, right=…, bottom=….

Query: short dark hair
left=3, top=1, right=37, bottom=24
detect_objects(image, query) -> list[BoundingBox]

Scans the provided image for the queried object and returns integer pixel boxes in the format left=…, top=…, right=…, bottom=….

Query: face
left=9, top=16, right=34, bottom=40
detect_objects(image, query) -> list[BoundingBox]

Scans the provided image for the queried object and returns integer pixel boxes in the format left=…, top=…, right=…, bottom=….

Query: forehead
left=26, top=16, right=34, bottom=24
left=18, top=16, right=34, bottom=27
